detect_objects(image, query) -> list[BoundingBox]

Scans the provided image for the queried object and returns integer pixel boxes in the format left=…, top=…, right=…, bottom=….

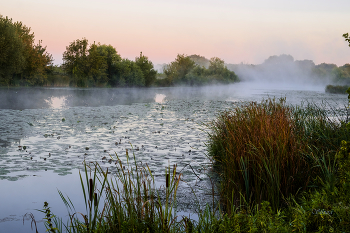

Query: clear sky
left=2, top=0, right=350, bottom=66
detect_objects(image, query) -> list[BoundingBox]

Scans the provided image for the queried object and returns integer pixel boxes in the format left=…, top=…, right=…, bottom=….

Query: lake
left=0, top=82, right=347, bottom=233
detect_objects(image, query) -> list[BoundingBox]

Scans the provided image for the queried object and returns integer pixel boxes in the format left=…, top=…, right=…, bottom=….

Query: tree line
left=61, top=38, right=157, bottom=87
left=0, top=15, right=239, bottom=87
left=2, top=15, right=349, bottom=88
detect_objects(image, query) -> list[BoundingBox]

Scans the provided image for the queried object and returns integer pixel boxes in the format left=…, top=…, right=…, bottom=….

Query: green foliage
left=87, top=43, right=108, bottom=85
left=62, top=39, right=156, bottom=87
left=118, top=59, right=145, bottom=87
left=163, top=54, right=196, bottom=85
left=62, top=38, right=89, bottom=87
left=135, top=52, right=157, bottom=87
left=0, top=15, right=25, bottom=85
left=96, top=44, right=121, bottom=85
left=0, top=15, right=52, bottom=86
left=45, top=65, right=70, bottom=87
left=162, top=54, right=238, bottom=86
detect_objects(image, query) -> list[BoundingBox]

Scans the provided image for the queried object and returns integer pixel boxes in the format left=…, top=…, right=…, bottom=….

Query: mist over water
left=0, top=85, right=347, bottom=232
left=228, top=54, right=335, bottom=90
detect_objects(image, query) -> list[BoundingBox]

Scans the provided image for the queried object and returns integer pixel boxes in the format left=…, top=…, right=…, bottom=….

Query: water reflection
left=44, top=96, right=67, bottom=109
left=154, top=94, right=166, bottom=103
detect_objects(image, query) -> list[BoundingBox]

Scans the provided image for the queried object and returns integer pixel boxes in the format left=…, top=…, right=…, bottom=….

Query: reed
left=206, top=98, right=350, bottom=212
left=41, top=150, right=183, bottom=233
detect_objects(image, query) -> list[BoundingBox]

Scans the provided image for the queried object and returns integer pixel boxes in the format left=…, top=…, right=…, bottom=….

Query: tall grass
left=41, top=151, right=183, bottom=233
left=206, top=98, right=350, bottom=212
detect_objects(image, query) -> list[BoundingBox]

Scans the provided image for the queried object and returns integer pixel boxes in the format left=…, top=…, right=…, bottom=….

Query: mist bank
left=227, top=54, right=350, bottom=87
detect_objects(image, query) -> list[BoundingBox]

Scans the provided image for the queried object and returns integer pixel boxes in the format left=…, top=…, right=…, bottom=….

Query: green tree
left=135, top=52, right=157, bottom=87
left=62, top=38, right=89, bottom=86
left=96, top=44, right=121, bottom=85
left=0, top=15, right=25, bottom=85
left=14, top=21, right=52, bottom=85
left=207, top=57, right=238, bottom=83
left=163, top=54, right=195, bottom=85
left=118, top=59, right=145, bottom=87
left=87, top=43, right=107, bottom=85
left=0, top=15, right=52, bottom=86
left=208, top=57, right=225, bottom=73
left=22, top=40, right=53, bottom=85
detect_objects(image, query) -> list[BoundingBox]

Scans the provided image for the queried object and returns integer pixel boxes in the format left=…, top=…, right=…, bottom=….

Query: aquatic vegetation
left=207, top=98, right=350, bottom=212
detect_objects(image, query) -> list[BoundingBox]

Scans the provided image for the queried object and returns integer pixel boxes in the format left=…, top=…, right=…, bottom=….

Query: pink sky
left=2, top=0, right=350, bottom=66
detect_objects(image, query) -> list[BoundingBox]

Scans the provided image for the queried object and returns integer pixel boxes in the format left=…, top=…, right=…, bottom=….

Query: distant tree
left=135, top=52, right=157, bottom=87
left=118, top=59, right=145, bottom=87
left=188, top=54, right=210, bottom=68
left=62, top=38, right=89, bottom=86
left=163, top=54, right=195, bottom=84
left=96, top=44, right=121, bottom=85
left=162, top=54, right=238, bottom=86
left=208, top=57, right=225, bottom=73
left=206, top=57, right=238, bottom=83
left=263, top=54, right=294, bottom=65
left=87, top=43, right=108, bottom=85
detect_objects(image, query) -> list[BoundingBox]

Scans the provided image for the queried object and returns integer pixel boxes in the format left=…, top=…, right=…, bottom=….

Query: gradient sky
left=2, top=0, right=350, bottom=66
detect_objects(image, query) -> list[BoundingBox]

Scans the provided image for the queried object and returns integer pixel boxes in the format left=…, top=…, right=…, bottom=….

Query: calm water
left=0, top=83, right=347, bottom=232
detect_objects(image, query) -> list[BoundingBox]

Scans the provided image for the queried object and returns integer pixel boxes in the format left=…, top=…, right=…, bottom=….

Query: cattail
left=89, top=179, right=93, bottom=201
left=166, top=173, right=170, bottom=188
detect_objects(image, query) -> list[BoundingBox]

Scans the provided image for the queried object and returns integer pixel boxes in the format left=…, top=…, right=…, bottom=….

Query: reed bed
left=206, top=98, right=350, bottom=213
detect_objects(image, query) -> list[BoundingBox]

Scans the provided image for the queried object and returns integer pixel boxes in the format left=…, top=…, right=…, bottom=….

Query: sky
left=2, top=0, right=350, bottom=66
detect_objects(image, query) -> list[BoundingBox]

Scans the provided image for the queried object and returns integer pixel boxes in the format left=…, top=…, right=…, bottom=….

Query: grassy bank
left=27, top=98, right=350, bottom=232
